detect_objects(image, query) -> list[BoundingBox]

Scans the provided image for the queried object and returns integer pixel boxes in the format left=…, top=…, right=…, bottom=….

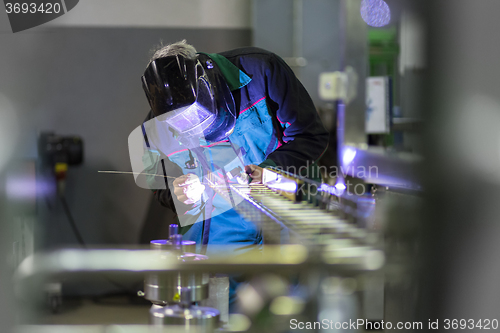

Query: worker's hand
left=173, top=173, right=205, bottom=205
left=245, top=164, right=263, bottom=184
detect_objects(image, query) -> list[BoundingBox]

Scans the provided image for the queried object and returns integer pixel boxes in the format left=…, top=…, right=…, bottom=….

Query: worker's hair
left=149, top=40, right=197, bottom=64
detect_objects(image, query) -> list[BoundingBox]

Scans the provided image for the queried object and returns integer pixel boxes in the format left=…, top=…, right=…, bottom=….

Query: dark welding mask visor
left=141, top=54, right=236, bottom=142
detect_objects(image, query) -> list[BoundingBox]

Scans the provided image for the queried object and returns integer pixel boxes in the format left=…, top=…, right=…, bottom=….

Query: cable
left=59, top=195, right=86, bottom=248
left=58, top=194, right=136, bottom=295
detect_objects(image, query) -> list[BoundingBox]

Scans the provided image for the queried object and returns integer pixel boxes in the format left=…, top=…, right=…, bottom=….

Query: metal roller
left=150, top=305, right=220, bottom=332
left=144, top=253, right=210, bottom=304
left=145, top=228, right=209, bottom=305
left=149, top=239, right=197, bottom=254
left=150, top=288, right=220, bottom=333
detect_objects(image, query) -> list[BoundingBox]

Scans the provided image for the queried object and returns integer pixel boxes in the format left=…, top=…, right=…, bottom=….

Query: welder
left=138, top=40, right=329, bottom=309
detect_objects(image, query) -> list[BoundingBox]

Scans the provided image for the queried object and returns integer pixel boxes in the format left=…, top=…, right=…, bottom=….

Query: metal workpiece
left=170, top=234, right=183, bottom=253
left=15, top=325, right=204, bottom=333
left=14, top=244, right=383, bottom=284
left=149, top=287, right=220, bottom=332
left=169, top=224, right=179, bottom=238
left=150, top=239, right=197, bottom=254
left=146, top=238, right=202, bottom=304
left=182, top=241, right=195, bottom=254
left=341, top=144, right=423, bottom=191
left=229, top=177, right=374, bottom=248
left=149, top=304, right=220, bottom=333
left=144, top=271, right=209, bottom=305
left=14, top=247, right=385, bottom=331
left=144, top=252, right=210, bottom=305
left=145, top=233, right=222, bottom=330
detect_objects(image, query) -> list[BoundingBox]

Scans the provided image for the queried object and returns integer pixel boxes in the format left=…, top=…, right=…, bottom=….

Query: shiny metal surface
left=169, top=224, right=179, bottom=238
left=15, top=325, right=202, bottom=333
left=341, top=145, right=422, bottom=191
left=149, top=305, right=220, bottom=333
left=150, top=239, right=196, bottom=254
left=14, top=245, right=382, bottom=282
left=229, top=181, right=373, bottom=247
left=145, top=273, right=209, bottom=305
left=145, top=253, right=209, bottom=304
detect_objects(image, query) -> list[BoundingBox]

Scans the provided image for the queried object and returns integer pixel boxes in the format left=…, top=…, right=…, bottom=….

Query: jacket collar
left=198, top=52, right=252, bottom=91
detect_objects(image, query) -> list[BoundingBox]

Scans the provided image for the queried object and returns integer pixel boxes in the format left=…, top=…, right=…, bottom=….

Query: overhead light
left=361, top=0, right=391, bottom=27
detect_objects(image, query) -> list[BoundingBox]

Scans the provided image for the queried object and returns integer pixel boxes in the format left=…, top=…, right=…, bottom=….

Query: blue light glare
left=319, top=183, right=336, bottom=195
left=342, top=147, right=357, bottom=166
left=267, top=181, right=298, bottom=193
left=335, top=182, right=347, bottom=191
left=334, top=181, right=347, bottom=196
left=318, top=182, right=346, bottom=196
left=150, top=240, right=168, bottom=245
left=361, top=0, right=391, bottom=27
left=262, top=168, right=298, bottom=193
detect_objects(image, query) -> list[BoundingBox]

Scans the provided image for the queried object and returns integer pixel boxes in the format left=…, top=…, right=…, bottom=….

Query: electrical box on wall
left=319, top=71, right=347, bottom=101
left=366, top=77, right=391, bottom=134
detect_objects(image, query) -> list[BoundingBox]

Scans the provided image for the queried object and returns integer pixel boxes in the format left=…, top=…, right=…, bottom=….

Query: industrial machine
left=143, top=225, right=222, bottom=332
left=13, top=162, right=409, bottom=332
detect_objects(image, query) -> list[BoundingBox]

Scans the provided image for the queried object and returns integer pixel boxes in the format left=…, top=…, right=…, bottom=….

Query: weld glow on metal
left=262, top=168, right=298, bottom=192
left=318, top=182, right=345, bottom=196
left=342, top=147, right=357, bottom=166
left=262, top=168, right=280, bottom=184
left=266, top=181, right=298, bottom=193
left=319, top=183, right=336, bottom=195
left=334, top=181, right=347, bottom=196
left=335, top=182, right=347, bottom=191
left=360, top=0, right=391, bottom=27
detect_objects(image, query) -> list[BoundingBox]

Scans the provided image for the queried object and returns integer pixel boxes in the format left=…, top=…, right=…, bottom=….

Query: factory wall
left=253, top=0, right=343, bottom=107
left=0, top=25, right=251, bottom=294
left=44, top=0, right=252, bottom=29
left=0, top=16, right=251, bottom=253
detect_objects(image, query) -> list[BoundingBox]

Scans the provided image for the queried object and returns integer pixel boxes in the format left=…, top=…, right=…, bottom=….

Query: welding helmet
left=141, top=53, right=236, bottom=142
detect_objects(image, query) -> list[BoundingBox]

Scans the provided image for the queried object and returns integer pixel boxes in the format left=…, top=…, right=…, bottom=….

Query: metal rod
left=98, top=170, right=176, bottom=179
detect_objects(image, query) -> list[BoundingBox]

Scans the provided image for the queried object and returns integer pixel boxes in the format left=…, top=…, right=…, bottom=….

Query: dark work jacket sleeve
left=152, top=158, right=180, bottom=213
left=264, top=53, right=329, bottom=171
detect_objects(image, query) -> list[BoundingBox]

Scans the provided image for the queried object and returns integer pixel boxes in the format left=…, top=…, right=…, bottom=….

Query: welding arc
left=98, top=170, right=176, bottom=179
